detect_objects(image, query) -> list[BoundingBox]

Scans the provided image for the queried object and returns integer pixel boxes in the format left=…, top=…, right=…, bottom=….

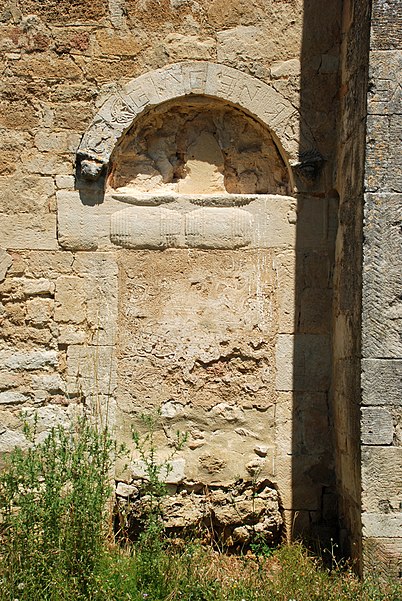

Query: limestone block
left=363, top=193, right=401, bottom=358
left=0, top=349, right=58, bottom=371
left=0, top=249, right=12, bottom=282
left=275, top=334, right=330, bottom=391
left=55, top=175, right=75, bottom=190
left=11, top=54, right=82, bottom=80
left=362, top=447, right=402, bottom=513
left=22, top=251, right=73, bottom=279
left=185, top=208, right=252, bottom=249
left=365, top=117, right=402, bottom=192
left=111, top=206, right=182, bottom=249
left=362, top=513, right=402, bottom=538
left=57, top=191, right=112, bottom=250
left=23, top=150, right=72, bottom=176
left=362, top=359, right=402, bottom=406
left=24, top=405, right=77, bottom=439
left=0, top=214, right=58, bottom=250
left=72, top=253, right=118, bottom=345
left=274, top=261, right=296, bottom=332
left=131, top=458, right=186, bottom=484
left=296, top=196, right=331, bottom=250
left=58, top=191, right=301, bottom=251
left=361, top=407, right=393, bottom=445
left=0, top=391, right=28, bottom=405
left=116, top=482, right=138, bottom=498
left=217, top=26, right=273, bottom=65
left=58, top=324, right=88, bottom=345
left=368, top=51, right=402, bottom=116
left=0, top=372, right=20, bottom=390
left=363, top=537, right=402, bottom=578
left=271, top=59, right=301, bottom=79
left=34, top=131, right=81, bottom=154
left=55, top=276, right=86, bottom=323
left=371, top=0, right=402, bottom=50
left=66, top=345, right=116, bottom=396
left=0, top=429, right=28, bottom=453
left=299, top=288, right=331, bottom=334
left=22, top=278, right=55, bottom=296
left=26, top=297, right=53, bottom=326
left=31, top=374, right=65, bottom=394
left=295, top=392, right=332, bottom=456
left=95, top=31, right=142, bottom=57
left=163, top=34, right=215, bottom=61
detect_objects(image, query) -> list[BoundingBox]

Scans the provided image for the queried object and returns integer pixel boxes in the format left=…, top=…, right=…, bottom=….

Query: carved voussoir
left=76, top=62, right=306, bottom=181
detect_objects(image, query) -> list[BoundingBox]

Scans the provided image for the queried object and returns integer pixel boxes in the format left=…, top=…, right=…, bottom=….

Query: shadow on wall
left=291, top=0, right=343, bottom=548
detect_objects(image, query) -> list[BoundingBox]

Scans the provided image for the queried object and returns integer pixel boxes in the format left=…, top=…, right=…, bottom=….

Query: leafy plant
left=0, top=416, right=116, bottom=600
left=131, top=409, right=187, bottom=528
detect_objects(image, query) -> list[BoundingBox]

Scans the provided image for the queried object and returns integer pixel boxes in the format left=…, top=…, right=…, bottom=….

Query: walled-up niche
left=61, top=63, right=332, bottom=548
left=108, top=97, right=291, bottom=196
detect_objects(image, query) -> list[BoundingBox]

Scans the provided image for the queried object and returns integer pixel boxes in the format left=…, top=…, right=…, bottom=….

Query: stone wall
left=361, top=0, right=402, bottom=577
left=332, top=0, right=371, bottom=570
left=4, top=0, right=397, bottom=565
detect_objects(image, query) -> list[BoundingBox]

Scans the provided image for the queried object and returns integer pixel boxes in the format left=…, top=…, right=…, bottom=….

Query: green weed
left=0, top=416, right=116, bottom=600
left=0, top=413, right=400, bottom=601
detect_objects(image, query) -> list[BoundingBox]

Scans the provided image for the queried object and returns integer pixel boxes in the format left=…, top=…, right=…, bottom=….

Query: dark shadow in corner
left=291, top=0, right=344, bottom=552
left=294, top=0, right=371, bottom=570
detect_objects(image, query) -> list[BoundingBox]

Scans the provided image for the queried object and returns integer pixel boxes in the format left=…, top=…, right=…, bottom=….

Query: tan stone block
left=18, top=0, right=107, bottom=23
left=362, top=447, right=402, bottom=513
left=0, top=214, right=58, bottom=250
left=363, top=537, right=402, bottom=578
left=52, top=103, right=95, bottom=131
left=217, top=26, right=274, bottom=65
left=362, top=513, right=402, bottom=538
left=23, top=251, right=73, bottom=278
left=361, top=407, right=393, bottom=445
left=56, top=191, right=112, bottom=250
left=296, top=196, right=330, bottom=249
left=80, top=57, right=141, bottom=85
left=22, top=278, right=55, bottom=296
left=0, top=429, right=29, bottom=453
left=95, top=31, right=143, bottom=56
left=34, top=131, right=81, bottom=154
left=271, top=58, right=301, bottom=79
left=0, top=391, right=28, bottom=405
left=55, top=175, right=75, bottom=190
left=0, top=175, right=54, bottom=214
left=0, top=101, right=39, bottom=130
left=299, top=288, right=331, bottom=334
left=163, top=34, right=215, bottom=61
left=0, top=372, right=21, bottom=391
left=55, top=276, right=86, bottom=323
left=362, top=359, right=402, bottom=407
left=0, top=349, right=58, bottom=371
left=66, top=345, right=117, bottom=396
left=58, top=324, right=88, bottom=345
left=273, top=251, right=296, bottom=333
left=23, top=150, right=72, bottom=176
left=26, top=297, right=53, bottom=326
left=11, top=54, right=82, bottom=80
left=71, top=253, right=118, bottom=345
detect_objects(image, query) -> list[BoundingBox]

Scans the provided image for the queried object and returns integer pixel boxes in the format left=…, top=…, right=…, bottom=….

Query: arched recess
left=76, top=62, right=314, bottom=190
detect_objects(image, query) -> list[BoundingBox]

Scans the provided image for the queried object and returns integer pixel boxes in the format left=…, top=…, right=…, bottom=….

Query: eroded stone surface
left=109, top=96, right=291, bottom=196
left=115, top=479, right=283, bottom=548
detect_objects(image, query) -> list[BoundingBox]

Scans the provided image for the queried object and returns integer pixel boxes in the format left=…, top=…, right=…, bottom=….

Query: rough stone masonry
left=0, top=0, right=400, bottom=574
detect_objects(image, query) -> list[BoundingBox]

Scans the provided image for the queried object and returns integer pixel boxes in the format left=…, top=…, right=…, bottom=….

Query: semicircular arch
left=77, top=62, right=309, bottom=186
